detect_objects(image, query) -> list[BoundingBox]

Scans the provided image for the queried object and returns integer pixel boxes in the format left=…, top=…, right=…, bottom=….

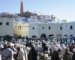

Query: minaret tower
left=20, top=0, right=24, bottom=16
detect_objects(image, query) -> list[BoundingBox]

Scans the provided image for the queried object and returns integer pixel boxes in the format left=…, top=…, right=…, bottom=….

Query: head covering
left=6, top=42, right=14, bottom=47
left=15, top=43, right=20, bottom=48
left=72, top=40, right=74, bottom=44
left=0, top=44, right=4, bottom=48
left=26, top=47, right=31, bottom=52
left=62, top=44, right=66, bottom=49
left=3, top=41, right=8, bottom=45
left=73, top=48, right=75, bottom=52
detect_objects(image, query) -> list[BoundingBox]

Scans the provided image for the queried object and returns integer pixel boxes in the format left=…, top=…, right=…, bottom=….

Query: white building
left=14, top=17, right=75, bottom=39
left=0, top=15, right=75, bottom=39
left=0, top=17, right=14, bottom=36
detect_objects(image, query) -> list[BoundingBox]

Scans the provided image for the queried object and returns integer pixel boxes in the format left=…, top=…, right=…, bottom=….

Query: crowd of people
left=0, top=37, right=75, bottom=60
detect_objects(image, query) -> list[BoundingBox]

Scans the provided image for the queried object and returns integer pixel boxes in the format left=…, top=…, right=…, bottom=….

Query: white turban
left=73, top=48, right=75, bottom=52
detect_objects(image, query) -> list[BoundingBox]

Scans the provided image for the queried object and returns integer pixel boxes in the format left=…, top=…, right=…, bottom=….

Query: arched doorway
left=40, top=34, right=47, bottom=39
left=48, top=34, right=54, bottom=38
left=48, top=34, right=54, bottom=42
left=32, top=35, right=37, bottom=38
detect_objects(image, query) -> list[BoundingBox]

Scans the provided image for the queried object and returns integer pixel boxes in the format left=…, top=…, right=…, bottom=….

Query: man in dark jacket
left=28, top=45, right=37, bottom=60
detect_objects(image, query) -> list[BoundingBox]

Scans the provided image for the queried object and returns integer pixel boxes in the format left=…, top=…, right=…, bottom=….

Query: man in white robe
left=2, top=42, right=15, bottom=60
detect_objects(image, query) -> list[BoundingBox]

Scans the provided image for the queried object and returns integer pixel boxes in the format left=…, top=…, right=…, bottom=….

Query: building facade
left=0, top=17, right=14, bottom=36
left=0, top=16, right=75, bottom=39
left=14, top=17, right=75, bottom=39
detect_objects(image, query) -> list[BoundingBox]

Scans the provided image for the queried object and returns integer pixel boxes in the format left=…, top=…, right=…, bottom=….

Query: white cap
left=7, top=42, right=14, bottom=47
left=3, top=41, right=8, bottom=45
left=0, top=44, right=4, bottom=48
left=15, top=43, right=20, bottom=48
left=73, top=48, right=75, bottom=52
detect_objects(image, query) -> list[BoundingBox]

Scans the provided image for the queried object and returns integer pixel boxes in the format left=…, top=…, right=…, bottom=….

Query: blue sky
left=0, top=0, right=75, bottom=21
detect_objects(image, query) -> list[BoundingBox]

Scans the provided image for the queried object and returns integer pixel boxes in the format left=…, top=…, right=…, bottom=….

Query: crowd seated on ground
left=0, top=37, right=75, bottom=60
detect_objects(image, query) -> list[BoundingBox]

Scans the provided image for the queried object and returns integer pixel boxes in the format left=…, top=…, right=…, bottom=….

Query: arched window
left=40, top=34, right=47, bottom=39
left=6, top=22, right=9, bottom=26
left=49, top=26, right=51, bottom=30
left=32, top=35, right=37, bottom=38
left=0, top=22, right=2, bottom=25
left=42, top=27, right=44, bottom=29
left=70, top=25, right=73, bottom=30
left=60, top=26, right=62, bottom=30
left=20, top=26, right=21, bottom=29
left=32, top=27, right=35, bottom=30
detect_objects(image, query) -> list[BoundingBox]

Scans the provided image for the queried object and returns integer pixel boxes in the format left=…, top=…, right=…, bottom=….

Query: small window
left=32, top=27, right=35, bottom=30
left=49, top=26, right=51, bottom=30
left=6, top=22, right=9, bottom=26
left=42, top=27, right=44, bottom=29
left=0, top=22, right=2, bottom=25
left=70, top=25, right=73, bottom=30
left=60, top=26, right=62, bottom=30
left=20, top=26, right=21, bottom=29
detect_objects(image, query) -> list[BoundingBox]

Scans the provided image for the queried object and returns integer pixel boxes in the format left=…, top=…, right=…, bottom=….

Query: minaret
left=20, top=0, right=24, bottom=16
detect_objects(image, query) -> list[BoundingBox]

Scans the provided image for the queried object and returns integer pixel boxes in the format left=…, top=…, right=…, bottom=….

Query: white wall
left=29, top=22, right=39, bottom=38
left=1, top=17, right=75, bottom=38
left=28, top=21, right=75, bottom=38
left=0, top=17, right=14, bottom=36
left=62, top=22, right=75, bottom=37
left=28, top=22, right=62, bottom=38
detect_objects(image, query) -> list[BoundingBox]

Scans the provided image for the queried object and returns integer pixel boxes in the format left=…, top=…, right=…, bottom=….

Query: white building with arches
left=14, top=17, right=75, bottom=39
left=0, top=15, right=75, bottom=39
